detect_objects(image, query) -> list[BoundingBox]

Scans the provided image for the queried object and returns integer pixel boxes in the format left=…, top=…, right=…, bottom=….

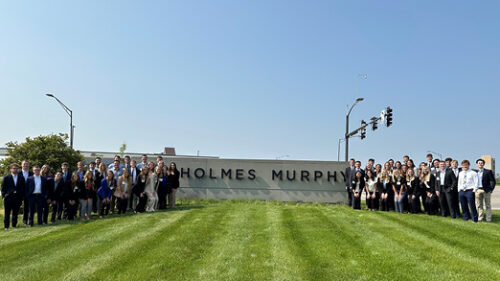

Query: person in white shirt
left=457, top=160, right=478, bottom=222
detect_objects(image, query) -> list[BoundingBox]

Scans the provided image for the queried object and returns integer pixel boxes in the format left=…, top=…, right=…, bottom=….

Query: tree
left=0, top=134, right=84, bottom=176
left=119, top=142, right=127, bottom=158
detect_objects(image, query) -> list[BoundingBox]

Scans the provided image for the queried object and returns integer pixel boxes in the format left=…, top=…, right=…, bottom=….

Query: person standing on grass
left=379, top=167, right=391, bottom=211
left=129, top=159, right=140, bottom=211
left=133, top=167, right=149, bottom=213
left=365, top=170, right=378, bottom=211
left=20, top=160, right=33, bottom=225
left=26, top=165, right=48, bottom=227
left=94, top=163, right=106, bottom=215
left=110, top=160, right=123, bottom=213
left=145, top=162, right=159, bottom=212
left=435, top=161, right=455, bottom=218
left=406, top=169, right=421, bottom=214
left=59, top=162, right=71, bottom=220
left=79, top=171, right=95, bottom=221
left=475, top=159, right=495, bottom=222
left=351, top=171, right=364, bottom=210
left=157, top=165, right=168, bottom=210
left=65, top=173, right=80, bottom=221
left=392, top=169, right=406, bottom=213
left=419, top=166, right=437, bottom=216
left=1, top=163, right=25, bottom=229
left=40, top=164, right=53, bottom=224
left=98, top=170, right=114, bottom=218
left=167, top=162, right=180, bottom=209
left=49, top=171, right=63, bottom=223
left=458, top=160, right=479, bottom=222
left=115, top=168, right=132, bottom=214
left=449, top=160, right=462, bottom=218
left=345, top=158, right=355, bottom=207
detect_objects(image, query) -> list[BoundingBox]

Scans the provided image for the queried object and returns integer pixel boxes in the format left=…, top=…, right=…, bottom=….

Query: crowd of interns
left=345, top=154, right=496, bottom=223
left=1, top=154, right=180, bottom=229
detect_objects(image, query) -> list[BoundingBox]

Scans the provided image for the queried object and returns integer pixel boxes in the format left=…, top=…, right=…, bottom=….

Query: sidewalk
left=492, top=187, right=500, bottom=210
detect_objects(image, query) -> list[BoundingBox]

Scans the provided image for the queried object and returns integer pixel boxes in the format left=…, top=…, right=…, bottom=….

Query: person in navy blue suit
left=25, top=165, right=48, bottom=227
left=1, top=163, right=26, bottom=229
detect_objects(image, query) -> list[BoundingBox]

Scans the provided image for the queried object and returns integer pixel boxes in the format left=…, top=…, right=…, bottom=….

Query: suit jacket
left=50, top=180, right=64, bottom=201
left=420, top=174, right=437, bottom=194
left=349, top=168, right=365, bottom=189
left=477, top=169, right=496, bottom=192
left=25, top=176, right=49, bottom=198
left=1, top=173, right=25, bottom=199
left=130, top=167, right=140, bottom=186
left=345, top=166, right=354, bottom=187
left=435, top=169, right=456, bottom=193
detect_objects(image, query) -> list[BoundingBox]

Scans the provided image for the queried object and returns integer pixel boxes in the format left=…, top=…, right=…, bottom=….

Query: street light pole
left=345, top=97, right=364, bottom=161
left=46, top=94, right=74, bottom=148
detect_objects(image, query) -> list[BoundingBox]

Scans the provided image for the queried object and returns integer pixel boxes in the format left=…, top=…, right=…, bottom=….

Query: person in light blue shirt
left=108, top=155, right=124, bottom=170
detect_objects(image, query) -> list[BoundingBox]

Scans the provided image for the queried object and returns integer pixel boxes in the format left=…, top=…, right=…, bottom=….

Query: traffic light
left=360, top=120, right=367, bottom=139
left=386, top=106, right=393, bottom=127
left=372, top=120, right=378, bottom=131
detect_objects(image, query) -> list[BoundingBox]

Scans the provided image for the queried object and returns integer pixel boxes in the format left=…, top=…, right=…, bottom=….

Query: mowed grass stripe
left=0, top=210, right=194, bottom=281
left=364, top=212, right=500, bottom=280
left=193, top=201, right=273, bottom=281
left=82, top=201, right=232, bottom=281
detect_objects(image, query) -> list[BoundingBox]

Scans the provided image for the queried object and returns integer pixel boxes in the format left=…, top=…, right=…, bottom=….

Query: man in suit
left=449, top=160, right=461, bottom=218
left=475, top=159, right=496, bottom=222
left=1, top=163, right=26, bottom=229
left=435, top=161, right=457, bottom=218
left=49, top=171, right=63, bottom=223
left=426, top=154, right=433, bottom=169
left=129, top=159, right=140, bottom=210
left=137, top=154, right=148, bottom=170
left=20, top=160, right=33, bottom=225
left=26, top=165, right=48, bottom=227
left=345, top=159, right=355, bottom=207
left=58, top=162, right=71, bottom=220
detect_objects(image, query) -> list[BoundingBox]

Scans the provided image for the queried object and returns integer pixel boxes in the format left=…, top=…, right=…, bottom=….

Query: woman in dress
left=133, top=167, right=149, bottom=213
left=144, top=162, right=159, bottom=212
left=379, top=166, right=392, bottom=211
left=365, top=169, right=378, bottom=211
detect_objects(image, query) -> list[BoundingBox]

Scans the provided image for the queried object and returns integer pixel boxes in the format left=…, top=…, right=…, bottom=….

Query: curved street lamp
left=46, top=94, right=74, bottom=148
left=345, top=97, right=364, bottom=161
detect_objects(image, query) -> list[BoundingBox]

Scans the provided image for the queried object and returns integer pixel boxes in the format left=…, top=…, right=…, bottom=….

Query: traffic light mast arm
left=346, top=117, right=380, bottom=138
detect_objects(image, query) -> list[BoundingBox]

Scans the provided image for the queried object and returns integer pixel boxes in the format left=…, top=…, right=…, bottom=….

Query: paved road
left=492, top=187, right=500, bottom=209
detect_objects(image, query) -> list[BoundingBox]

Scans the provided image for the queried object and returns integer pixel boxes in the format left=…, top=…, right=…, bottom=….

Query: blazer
left=349, top=168, right=365, bottom=189
left=45, top=177, right=56, bottom=200
left=50, top=180, right=64, bottom=201
left=167, top=170, right=180, bottom=189
left=130, top=167, right=140, bottom=186
left=97, top=178, right=114, bottom=199
left=1, top=173, right=25, bottom=199
left=25, top=176, right=49, bottom=198
left=477, top=169, right=496, bottom=192
left=345, top=166, right=354, bottom=187
left=132, top=175, right=147, bottom=197
left=405, top=177, right=420, bottom=196
left=79, top=180, right=95, bottom=200
left=65, top=181, right=83, bottom=202
left=435, top=169, right=456, bottom=193
left=419, top=174, right=437, bottom=194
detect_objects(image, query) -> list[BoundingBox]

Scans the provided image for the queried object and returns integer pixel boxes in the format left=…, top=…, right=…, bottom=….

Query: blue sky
left=0, top=1, right=498, bottom=165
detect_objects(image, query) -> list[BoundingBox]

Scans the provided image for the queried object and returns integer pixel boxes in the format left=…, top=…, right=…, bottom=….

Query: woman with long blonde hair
left=115, top=168, right=132, bottom=214
left=419, top=166, right=437, bottom=215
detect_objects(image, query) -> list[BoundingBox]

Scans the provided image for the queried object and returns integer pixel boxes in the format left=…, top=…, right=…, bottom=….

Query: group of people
left=1, top=154, right=180, bottom=229
left=345, top=154, right=496, bottom=223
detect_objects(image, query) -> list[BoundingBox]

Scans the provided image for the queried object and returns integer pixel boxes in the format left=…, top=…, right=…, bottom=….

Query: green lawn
left=0, top=199, right=499, bottom=281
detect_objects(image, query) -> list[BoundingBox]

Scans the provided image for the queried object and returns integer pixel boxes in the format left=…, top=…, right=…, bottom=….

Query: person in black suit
left=449, top=160, right=461, bottom=218
left=129, top=160, right=140, bottom=210
left=344, top=159, right=355, bottom=207
left=94, top=163, right=106, bottom=214
left=20, top=160, right=33, bottom=225
left=64, top=173, right=81, bottom=220
left=41, top=164, right=54, bottom=224
left=25, top=165, right=49, bottom=227
left=1, top=163, right=25, bottom=229
left=133, top=167, right=149, bottom=213
left=87, top=161, right=99, bottom=214
left=405, top=169, right=421, bottom=214
left=167, top=162, right=180, bottom=208
left=58, top=162, right=71, bottom=220
left=435, top=161, right=457, bottom=218
left=49, top=172, right=64, bottom=223
left=420, top=166, right=437, bottom=215
left=475, top=159, right=496, bottom=222
left=351, top=170, right=365, bottom=210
